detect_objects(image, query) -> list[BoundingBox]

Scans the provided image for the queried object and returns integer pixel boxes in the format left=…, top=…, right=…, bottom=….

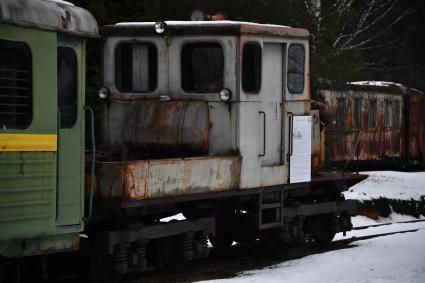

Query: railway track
left=125, top=219, right=425, bottom=283
left=55, top=219, right=425, bottom=283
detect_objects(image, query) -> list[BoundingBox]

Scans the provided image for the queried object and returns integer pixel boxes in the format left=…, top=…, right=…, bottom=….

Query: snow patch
left=160, top=213, right=186, bottom=222
left=44, top=0, right=75, bottom=6
left=344, top=171, right=425, bottom=201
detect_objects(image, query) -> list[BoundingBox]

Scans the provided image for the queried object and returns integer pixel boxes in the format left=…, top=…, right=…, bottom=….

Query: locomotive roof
left=0, top=0, right=99, bottom=38
left=102, top=21, right=310, bottom=39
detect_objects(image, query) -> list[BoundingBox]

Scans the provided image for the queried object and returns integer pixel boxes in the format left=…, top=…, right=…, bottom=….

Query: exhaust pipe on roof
left=191, top=9, right=227, bottom=21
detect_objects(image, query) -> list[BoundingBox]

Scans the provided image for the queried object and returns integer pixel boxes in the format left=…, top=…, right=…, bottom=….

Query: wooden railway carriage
left=319, top=81, right=425, bottom=169
left=0, top=0, right=98, bottom=259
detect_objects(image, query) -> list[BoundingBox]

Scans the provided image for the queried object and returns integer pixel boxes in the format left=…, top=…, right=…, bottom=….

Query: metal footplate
left=258, top=196, right=357, bottom=230
left=282, top=199, right=357, bottom=218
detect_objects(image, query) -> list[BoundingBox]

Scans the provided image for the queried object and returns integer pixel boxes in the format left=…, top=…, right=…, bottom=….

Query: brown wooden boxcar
left=318, top=81, right=425, bottom=169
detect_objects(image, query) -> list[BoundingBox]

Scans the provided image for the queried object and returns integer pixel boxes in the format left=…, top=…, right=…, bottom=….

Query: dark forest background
left=72, top=0, right=425, bottom=100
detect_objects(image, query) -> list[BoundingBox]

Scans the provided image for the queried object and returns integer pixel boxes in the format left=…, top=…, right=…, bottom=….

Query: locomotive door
left=259, top=42, right=287, bottom=186
left=56, top=37, right=84, bottom=227
left=260, top=42, right=283, bottom=166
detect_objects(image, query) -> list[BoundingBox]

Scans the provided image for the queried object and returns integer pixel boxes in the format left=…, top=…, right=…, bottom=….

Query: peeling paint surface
left=96, top=155, right=241, bottom=200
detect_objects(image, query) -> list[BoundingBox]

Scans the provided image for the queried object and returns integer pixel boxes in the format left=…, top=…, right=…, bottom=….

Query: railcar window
left=385, top=100, right=393, bottom=128
left=337, top=98, right=346, bottom=128
left=58, top=47, right=77, bottom=128
left=181, top=42, right=224, bottom=93
left=368, top=100, right=377, bottom=129
left=354, top=98, right=362, bottom=128
left=242, top=42, right=262, bottom=93
left=287, top=44, right=305, bottom=94
left=393, top=100, right=400, bottom=128
left=0, top=40, right=32, bottom=129
left=115, top=42, right=157, bottom=93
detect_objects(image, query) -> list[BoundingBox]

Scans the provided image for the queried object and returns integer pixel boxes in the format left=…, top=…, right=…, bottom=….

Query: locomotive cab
left=90, top=22, right=367, bottom=276
left=98, top=21, right=315, bottom=201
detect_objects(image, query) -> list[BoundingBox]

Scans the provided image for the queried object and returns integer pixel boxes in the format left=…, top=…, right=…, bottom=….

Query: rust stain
left=319, top=87, right=424, bottom=167
left=93, top=156, right=241, bottom=201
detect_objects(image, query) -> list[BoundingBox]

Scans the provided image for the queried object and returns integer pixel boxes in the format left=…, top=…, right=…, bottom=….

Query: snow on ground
left=335, top=218, right=425, bottom=240
left=200, top=224, right=425, bottom=283
left=344, top=171, right=425, bottom=201
left=196, top=171, right=425, bottom=283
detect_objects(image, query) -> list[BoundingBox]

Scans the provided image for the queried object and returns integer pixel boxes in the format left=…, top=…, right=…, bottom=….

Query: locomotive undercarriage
left=86, top=175, right=362, bottom=280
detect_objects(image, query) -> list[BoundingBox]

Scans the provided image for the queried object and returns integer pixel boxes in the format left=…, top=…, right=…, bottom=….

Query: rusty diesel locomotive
left=319, top=81, right=425, bottom=170
left=87, top=20, right=366, bottom=278
left=0, top=1, right=367, bottom=280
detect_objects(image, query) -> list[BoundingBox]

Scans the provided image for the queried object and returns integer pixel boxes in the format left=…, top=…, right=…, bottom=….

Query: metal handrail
left=84, top=106, right=96, bottom=219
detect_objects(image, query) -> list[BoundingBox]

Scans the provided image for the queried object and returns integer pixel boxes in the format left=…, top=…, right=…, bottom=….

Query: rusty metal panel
left=320, top=88, right=405, bottom=165
left=96, top=156, right=241, bottom=201
left=122, top=100, right=209, bottom=156
left=408, top=94, right=425, bottom=162
left=311, top=110, right=323, bottom=176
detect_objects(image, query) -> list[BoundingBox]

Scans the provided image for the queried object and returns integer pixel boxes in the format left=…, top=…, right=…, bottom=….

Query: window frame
left=368, top=99, right=377, bottom=129
left=242, top=42, right=262, bottom=94
left=287, top=43, right=305, bottom=94
left=336, top=97, right=346, bottom=129
left=393, top=100, right=401, bottom=128
left=57, top=46, right=78, bottom=129
left=385, top=99, right=393, bottom=128
left=114, top=41, right=158, bottom=93
left=0, top=39, right=33, bottom=130
left=354, top=98, right=362, bottom=129
left=180, top=41, right=225, bottom=94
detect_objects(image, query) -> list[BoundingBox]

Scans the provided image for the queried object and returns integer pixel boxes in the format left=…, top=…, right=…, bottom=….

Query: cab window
left=115, top=42, right=157, bottom=93
left=181, top=42, right=224, bottom=93
left=287, top=44, right=305, bottom=94
left=242, top=42, right=262, bottom=93
left=0, top=39, right=32, bottom=129
left=58, top=47, right=77, bottom=128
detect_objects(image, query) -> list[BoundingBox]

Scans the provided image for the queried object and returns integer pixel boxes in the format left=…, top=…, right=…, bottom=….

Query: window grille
left=115, top=42, right=157, bottom=93
left=287, top=44, right=305, bottom=94
left=0, top=40, right=32, bottom=129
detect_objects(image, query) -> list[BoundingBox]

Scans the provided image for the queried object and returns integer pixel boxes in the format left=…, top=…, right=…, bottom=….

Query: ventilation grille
left=0, top=41, right=32, bottom=130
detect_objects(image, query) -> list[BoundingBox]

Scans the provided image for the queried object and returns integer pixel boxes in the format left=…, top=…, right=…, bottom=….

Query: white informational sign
left=290, top=116, right=312, bottom=183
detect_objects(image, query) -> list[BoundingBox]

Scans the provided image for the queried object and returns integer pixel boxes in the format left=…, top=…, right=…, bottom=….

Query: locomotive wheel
left=209, top=212, right=234, bottom=252
left=312, top=214, right=337, bottom=246
left=260, top=228, right=287, bottom=254
left=158, top=237, right=189, bottom=272
left=208, top=233, right=233, bottom=251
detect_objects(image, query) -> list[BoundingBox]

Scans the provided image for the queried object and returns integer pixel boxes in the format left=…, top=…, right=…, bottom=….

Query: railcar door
left=56, top=36, right=85, bottom=227
left=260, top=43, right=283, bottom=166
left=257, top=42, right=288, bottom=186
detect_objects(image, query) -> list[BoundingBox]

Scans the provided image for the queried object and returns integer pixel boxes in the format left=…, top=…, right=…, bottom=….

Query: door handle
left=287, top=112, right=294, bottom=159
left=259, top=111, right=266, bottom=157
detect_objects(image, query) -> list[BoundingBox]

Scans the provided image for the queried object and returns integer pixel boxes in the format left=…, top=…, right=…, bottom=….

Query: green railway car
left=0, top=0, right=98, bottom=259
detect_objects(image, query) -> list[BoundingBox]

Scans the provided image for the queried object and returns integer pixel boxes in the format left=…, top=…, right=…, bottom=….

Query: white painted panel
left=261, top=165, right=286, bottom=187
left=290, top=116, right=311, bottom=183
left=261, top=42, right=283, bottom=166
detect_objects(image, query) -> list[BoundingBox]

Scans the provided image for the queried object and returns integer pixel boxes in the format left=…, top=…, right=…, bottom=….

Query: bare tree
left=302, top=0, right=414, bottom=76
left=305, top=0, right=413, bottom=54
